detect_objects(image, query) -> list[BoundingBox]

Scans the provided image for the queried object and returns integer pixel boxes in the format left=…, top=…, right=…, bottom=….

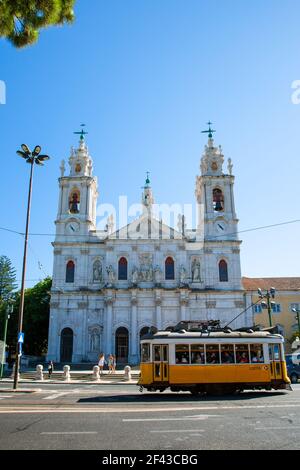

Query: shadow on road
left=77, top=391, right=288, bottom=404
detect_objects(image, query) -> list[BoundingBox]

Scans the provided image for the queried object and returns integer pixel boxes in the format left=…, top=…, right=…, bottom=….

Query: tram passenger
left=237, top=352, right=249, bottom=363
left=221, top=351, right=234, bottom=363
left=207, top=352, right=218, bottom=364
left=193, top=353, right=203, bottom=364
left=181, top=354, right=188, bottom=363
left=251, top=350, right=264, bottom=363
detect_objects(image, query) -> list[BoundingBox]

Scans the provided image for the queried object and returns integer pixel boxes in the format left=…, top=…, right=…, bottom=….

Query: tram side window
left=141, top=343, right=150, bottom=363
left=176, top=345, right=190, bottom=364
left=250, top=344, right=264, bottom=363
left=206, top=344, right=220, bottom=364
left=191, top=345, right=205, bottom=364
left=235, top=344, right=250, bottom=363
left=221, top=344, right=234, bottom=364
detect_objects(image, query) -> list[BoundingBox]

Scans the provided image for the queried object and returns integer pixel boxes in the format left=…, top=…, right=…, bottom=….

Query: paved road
left=0, top=382, right=299, bottom=450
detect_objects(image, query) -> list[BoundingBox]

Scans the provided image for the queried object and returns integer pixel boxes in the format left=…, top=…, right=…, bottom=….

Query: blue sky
left=0, top=0, right=300, bottom=287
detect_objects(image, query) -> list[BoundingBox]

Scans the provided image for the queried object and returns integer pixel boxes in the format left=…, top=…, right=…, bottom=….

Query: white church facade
left=47, top=127, right=250, bottom=365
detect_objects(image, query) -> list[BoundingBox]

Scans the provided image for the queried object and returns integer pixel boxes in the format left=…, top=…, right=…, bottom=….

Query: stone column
left=104, top=292, right=114, bottom=356
left=180, top=289, right=189, bottom=322
left=155, top=289, right=162, bottom=330
left=130, top=291, right=138, bottom=364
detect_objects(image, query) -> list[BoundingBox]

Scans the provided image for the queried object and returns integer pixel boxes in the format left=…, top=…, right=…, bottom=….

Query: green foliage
left=0, top=255, right=17, bottom=305
left=11, top=277, right=52, bottom=356
left=0, top=0, right=75, bottom=48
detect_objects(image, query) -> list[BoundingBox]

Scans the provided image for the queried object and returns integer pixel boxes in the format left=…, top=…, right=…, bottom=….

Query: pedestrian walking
left=48, top=361, right=54, bottom=379
left=98, top=353, right=105, bottom=374
left=112, top=354, right=116, bottom=373
left=108, top=354, right=114, bottom=374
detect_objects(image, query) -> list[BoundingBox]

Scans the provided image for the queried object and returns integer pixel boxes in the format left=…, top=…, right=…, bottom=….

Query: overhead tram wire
left=0, top=218, right=300, bottom=239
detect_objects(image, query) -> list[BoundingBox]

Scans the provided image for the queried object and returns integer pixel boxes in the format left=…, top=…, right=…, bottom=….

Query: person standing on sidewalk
left=108, top=354, right=114, bottom=374
left=48, top=361, right=54, bottom=379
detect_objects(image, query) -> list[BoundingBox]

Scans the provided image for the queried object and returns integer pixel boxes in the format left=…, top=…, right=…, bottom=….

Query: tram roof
left=141, top=330, right=283, bottom=341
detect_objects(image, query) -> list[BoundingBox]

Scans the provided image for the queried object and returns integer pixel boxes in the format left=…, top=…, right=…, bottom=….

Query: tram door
left=153, top=344, right=169, bottom=382
left=269, top=344, right=283, bottom=380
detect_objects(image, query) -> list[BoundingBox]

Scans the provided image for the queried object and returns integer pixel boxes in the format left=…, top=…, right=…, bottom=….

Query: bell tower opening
left=213, top=188, right=224, bottom=212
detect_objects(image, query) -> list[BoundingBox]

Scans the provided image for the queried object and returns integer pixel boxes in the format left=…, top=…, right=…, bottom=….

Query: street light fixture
left=257, top=287, right=276, bottom=327
left=13, top=144, right=50, bottom=390
left=292, top=307, right=300, bottom=335
left=0, top=303, right=13, bottom=379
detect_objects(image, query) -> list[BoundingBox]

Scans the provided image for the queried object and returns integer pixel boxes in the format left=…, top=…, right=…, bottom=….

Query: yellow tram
left=138, top=321, right=291, bottom=395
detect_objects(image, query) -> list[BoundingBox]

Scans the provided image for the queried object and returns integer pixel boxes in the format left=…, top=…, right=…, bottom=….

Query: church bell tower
left=55, top=127, right=98, bottom=240
left=195, top=122, right=239, bottom=241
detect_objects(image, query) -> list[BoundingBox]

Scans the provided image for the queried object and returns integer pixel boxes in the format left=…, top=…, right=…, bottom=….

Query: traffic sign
left=18, top=332, right=24, bottom=344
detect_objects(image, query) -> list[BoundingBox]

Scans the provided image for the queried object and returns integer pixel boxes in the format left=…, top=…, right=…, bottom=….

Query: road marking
left=0, top=396, right=12, bottom=400
left=123, top=415, right=219, bottom=422
left=254, top=426, right=300, bottom=430
left=41, top=431, right=98, bottom=435
left=1, top=403, right=300, bottom=414
left=43, top=392, right=70, bottom=400
left=150, top=429, right=205, bottom=433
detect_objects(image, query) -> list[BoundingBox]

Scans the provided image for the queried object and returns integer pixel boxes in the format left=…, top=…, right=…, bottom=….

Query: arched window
left=66, top=260, right=75, bottom=283
left=165, top=257, right=175, bottom=280
left=69, top=190, right=80, bottom=214
left=219, top=260, right=228, bottom=282
left=213, top=188, right=224, bottom=212
left=118, top=257, right=128, bottom=280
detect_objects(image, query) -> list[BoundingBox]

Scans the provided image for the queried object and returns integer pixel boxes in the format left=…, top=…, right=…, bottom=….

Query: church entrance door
left=60, top=328, right=73, bottom=362
left=115, top=327, right=129, bottom=364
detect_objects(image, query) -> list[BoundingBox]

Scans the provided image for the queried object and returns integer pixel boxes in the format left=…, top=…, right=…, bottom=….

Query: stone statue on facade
left=131, top=266, right=139, bottom=285
left=154, top=265, right=162, bottom=285
left=191, top=258, right=201, bottom=282
left=227, top=158, right=233, bottom=175
left=93, top=260, right=102, bottom=282
left=60, top=160, right=65, bottom=177
left=139, top=254, right=153, bottom=282
left=90, top=328, right=100, bottom=352
left=179, top=265, right=187, bottom=285
left=106, top=265, right=116, bottom=287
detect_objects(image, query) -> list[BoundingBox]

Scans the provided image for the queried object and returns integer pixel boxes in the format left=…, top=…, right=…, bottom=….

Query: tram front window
left=141, top=343, right=150, bottom=363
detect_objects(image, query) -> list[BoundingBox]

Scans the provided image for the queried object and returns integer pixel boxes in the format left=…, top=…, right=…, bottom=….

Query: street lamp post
left=292, top=307, right=300, bottom=335
left=257, top=287, right=276, bottom=328
left=13, top=145, right=50, bottom=390
left=0, top=303, right=13, bottom=379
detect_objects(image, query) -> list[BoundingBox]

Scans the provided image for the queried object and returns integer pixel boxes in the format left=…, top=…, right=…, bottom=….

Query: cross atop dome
left=74, top=124, right=88, bottom=142
left=201, top=121, right=216, bottom=139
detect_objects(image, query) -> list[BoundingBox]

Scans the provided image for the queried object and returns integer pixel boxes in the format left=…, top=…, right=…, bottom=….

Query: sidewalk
left=1, top=369, right=140, bottom=385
